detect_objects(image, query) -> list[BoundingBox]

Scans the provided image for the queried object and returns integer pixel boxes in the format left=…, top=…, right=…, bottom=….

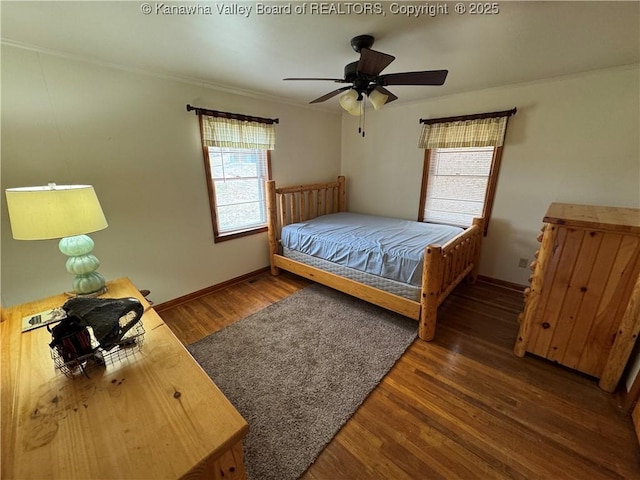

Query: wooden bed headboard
left=265, top=176, right=346, bottom=240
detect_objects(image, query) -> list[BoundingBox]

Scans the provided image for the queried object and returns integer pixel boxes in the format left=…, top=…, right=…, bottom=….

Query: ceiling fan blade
left=309, top=86, right=352, bottom=104
left=373, top=86, right=398, bottom=104
left=357, top=48, right=395, bottom=76
left=284, top=77, right=347, bottom=83
left=378, top=70, right=448, bottom=86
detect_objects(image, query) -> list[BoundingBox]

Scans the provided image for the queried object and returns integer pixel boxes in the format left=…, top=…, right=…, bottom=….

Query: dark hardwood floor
left=158, top=271, right=640, bottom=479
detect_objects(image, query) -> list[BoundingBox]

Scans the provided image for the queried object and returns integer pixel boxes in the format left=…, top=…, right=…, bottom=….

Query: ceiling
left=1, top=1, right=639, bottom=111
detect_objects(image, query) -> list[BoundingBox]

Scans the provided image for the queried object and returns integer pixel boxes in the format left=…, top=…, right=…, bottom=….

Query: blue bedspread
left=280, top=212, right=464, bottom=286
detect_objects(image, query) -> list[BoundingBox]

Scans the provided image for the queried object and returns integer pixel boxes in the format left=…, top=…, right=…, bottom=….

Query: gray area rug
left=187, top=283, right=417, bottom=480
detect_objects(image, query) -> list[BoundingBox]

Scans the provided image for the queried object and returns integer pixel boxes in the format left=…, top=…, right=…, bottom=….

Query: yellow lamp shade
left=5, top=184, right=108, bottom=240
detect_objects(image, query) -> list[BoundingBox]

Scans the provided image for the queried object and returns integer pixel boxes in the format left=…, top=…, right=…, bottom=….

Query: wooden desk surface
left=1, top=277, right=248, bottom=479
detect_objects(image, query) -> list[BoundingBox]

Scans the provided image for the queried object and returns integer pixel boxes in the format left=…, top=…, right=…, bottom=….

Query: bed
left=266, top=176, right=484, bottom=341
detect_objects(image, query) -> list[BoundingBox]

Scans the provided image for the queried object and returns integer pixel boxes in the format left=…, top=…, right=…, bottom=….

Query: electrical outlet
left=518, top=258, right=529, bottom=268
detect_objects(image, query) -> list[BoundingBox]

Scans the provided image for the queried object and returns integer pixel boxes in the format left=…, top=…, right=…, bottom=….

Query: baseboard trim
left=477, top=275, right=527, bottom=292
left=154, top=267, right=270, bottom=313
left=155, top=270, right=525, bottom=312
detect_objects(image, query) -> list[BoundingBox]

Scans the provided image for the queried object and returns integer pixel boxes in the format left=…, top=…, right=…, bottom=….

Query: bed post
left=420, top=245, right=443, bottom=341
left=265, top=179, right=280, bottom=275
left=468, top=217, right=485, bottom=283
left=337, top=176, right=346, bottom=212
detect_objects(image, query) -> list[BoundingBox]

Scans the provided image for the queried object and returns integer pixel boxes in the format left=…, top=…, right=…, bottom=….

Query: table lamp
left=5, top=183, right=109, bottom=296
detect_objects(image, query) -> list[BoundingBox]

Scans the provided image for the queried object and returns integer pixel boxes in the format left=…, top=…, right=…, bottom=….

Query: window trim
left=418, top=146, right=504, bottom=236
left=201, top=147, right=272, bottom=243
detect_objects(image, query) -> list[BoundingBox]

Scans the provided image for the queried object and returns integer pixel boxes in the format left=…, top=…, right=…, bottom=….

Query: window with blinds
left=422, top=146, right=495, bottom=227
left=207, top=147, right=270, bottom=236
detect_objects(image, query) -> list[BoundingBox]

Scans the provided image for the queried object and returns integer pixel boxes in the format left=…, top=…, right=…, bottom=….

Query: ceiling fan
left=284, top=34, right=448, bottom=113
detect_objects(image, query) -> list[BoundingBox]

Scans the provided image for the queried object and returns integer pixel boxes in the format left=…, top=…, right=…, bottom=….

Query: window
left=204, top=147, right=271, bottom=239
left=417, top=109, right=515, bottom=234
left=195, top=108, right=277, bottom=242
left=420, top=146, right=500, bottom=228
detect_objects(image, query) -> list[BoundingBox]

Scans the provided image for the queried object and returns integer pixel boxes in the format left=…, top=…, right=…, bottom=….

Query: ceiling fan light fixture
left=285, top=35, right=448, bottom=114
left=339, top=89, right=362, bottom=116
left=368, top=89, right=389, bottom=110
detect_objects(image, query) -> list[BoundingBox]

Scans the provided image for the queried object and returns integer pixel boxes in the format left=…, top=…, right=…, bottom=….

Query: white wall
left=3, top=44, right=638, bottom=307
left=341, top=65, right=640, bottom=286
left=1, top=45, right=341, bottom=306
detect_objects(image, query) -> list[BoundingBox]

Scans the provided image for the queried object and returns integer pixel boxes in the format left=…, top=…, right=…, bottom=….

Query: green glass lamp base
left=59, top=234, right=107, bottom=295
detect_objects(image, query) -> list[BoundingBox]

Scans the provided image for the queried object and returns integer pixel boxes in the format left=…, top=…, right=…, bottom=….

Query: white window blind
left=423, top=147, right=494, bottom=227
left=208, top=147, right=269, bottom=234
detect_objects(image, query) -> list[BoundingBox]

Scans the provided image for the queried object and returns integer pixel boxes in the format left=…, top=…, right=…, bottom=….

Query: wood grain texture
left=159, top=271, right=311, bottom=345
left=514, top=224, right=559, bottom=357
left=634, top=402, right=640, bottom=446
left=600, top=271, right=640, bottom=391
left=1, top=278, right=248, bottom=480
left=160, top=271, right=640, bottom=479
left=181, top=441, right=246, bottom=480
left=544, top=202, right=640, bottom=234
left=420, top=245, right=443, bottom=341
left=518, top=204, right=640, bottom=391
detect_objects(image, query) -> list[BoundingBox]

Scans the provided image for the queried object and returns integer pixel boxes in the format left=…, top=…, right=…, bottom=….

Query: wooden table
left=1, top=277, right=248, bottom=479
left=634, top=401, right=640, bottom=447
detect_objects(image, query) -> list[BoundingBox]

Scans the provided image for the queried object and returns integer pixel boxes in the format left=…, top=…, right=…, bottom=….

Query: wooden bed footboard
left=265, top=176, right=484, bottom=342
left=420, top=217, right=484, bottom=340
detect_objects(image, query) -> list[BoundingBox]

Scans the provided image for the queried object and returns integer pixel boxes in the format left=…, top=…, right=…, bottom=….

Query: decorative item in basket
left=49, top=297, right=145, bottom=376
left=59, top=297, right=143, bottom=351
left=48, top=317, right=95, bottom=367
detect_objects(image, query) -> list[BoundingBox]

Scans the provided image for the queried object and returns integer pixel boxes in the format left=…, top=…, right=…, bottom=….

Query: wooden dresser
left=634, top=400, right=640, bottom=446
left=1, top=277, right=249, bottom=479
left=514, top=203, right=640, bottom=392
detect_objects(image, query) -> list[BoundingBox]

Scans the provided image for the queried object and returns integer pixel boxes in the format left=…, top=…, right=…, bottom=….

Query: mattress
left=280, top=212, right=464, bottom=286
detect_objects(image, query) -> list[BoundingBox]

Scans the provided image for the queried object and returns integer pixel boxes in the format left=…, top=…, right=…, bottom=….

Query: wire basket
left=50, top=320, right=145, bottom=378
